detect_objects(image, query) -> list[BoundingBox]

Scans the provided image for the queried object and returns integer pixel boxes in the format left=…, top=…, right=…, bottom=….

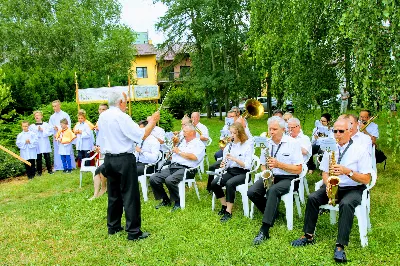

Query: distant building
left=132, top=41, right=158, bottom=86
left=133, top=32, right=149, bottom=44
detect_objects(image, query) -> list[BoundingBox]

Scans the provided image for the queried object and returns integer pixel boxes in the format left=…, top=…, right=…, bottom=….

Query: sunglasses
left=333, top=129, right=347, bottom=133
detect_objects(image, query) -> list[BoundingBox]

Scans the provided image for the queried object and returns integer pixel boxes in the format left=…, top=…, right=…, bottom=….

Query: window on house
left=179, top=66, right=191, bottom=77
left=136, top=67, right=148, bottom=78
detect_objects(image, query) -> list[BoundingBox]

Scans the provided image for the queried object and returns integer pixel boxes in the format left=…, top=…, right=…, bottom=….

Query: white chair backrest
left=206, top=137, right=212, bottom=147
left=155, top=151, right=163, bottom=164
left=251, top=155, right=260, bottom=172
left=367, top=169, right=377, bottom=191
left=300, top=164, right=308, bottom=178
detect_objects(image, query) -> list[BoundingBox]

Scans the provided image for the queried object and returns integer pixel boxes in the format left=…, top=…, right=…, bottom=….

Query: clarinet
left=217, top=140, right=233, bottom=185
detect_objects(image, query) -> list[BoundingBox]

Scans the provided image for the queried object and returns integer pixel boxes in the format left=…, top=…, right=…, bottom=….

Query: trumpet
left=359, top=115, right=378, bottom=132
left=327, top=149, right=340, bottom=206
left=262, top=142, right=274, bottom=190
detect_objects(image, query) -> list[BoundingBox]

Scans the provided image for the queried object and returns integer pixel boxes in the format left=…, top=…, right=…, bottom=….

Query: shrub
left=0, top=140, right=26, bottom=180
left=164, top=86, right=204, bottom=119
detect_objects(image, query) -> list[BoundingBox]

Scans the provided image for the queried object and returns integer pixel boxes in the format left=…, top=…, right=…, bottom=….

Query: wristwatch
left=348, top=170, right=354, bottom=177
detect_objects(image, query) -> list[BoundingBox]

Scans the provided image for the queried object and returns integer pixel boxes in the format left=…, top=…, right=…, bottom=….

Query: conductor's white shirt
left=97, top=106, right=144, bottom=154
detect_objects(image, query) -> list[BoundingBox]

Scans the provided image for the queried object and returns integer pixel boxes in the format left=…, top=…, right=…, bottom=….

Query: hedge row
left=0, top=101, right=174, bottom=180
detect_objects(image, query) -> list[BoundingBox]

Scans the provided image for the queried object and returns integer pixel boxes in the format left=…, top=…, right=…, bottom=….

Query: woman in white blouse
left=210, top=122, right=254, bottom=222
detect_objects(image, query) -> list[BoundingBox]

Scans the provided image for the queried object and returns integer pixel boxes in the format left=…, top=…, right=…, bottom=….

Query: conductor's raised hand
left=148, top=111, right=160, bottom=123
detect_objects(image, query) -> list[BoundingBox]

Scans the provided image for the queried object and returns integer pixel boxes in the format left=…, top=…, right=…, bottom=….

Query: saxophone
left=262, top=143, right=274, bottom=190
left=327, top=150, right=340, bottom=206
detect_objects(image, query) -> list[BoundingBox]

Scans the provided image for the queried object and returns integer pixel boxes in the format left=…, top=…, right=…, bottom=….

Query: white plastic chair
left=199, top=137, right=213, bottom=178
left=250, top=164, right=307, bottom=230
left=138, top=151, right=163, bottom=202
left=372, top=145, right=377, bottom=172
left=209, top=155, right=260, bottom=218
left=80, top=152, right=98, bottom=188
left=314, top=170, right=377, bottom=247
left=178, top=159, right=204, bottom=209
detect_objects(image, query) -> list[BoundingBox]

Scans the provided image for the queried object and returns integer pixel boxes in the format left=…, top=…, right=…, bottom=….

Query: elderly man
left=288, top=118, right=312, bottom=163
left=48, top=100, right=76, bottom=171
left=97, top=92, right=160, bottom=241
left=149, top=124, right=205, bottom=211
left=359, top=110, right=379, bottom=145
left=191, top=112, right=209, bottom=146
left=292, top=119, right=372, bottom=263
left=248, top=116, right=303, bottom=245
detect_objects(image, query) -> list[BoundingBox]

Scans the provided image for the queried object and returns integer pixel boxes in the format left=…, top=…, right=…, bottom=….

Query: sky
left=119, top=0, right=168, bottom=44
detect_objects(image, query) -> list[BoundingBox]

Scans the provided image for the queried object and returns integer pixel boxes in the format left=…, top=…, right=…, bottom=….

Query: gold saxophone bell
left=262, top=170, right=274, bottom=189
left=327, top=150, right=340, bottom=206
left=242, top=99, right=264, bottom=119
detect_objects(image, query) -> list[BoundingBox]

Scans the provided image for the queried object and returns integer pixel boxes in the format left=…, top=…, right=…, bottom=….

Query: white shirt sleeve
left=118, top=113, right=145, bottom=144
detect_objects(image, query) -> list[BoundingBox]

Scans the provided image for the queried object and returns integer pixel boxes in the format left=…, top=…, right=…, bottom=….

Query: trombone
left=359, top=115, right=378, bottom=132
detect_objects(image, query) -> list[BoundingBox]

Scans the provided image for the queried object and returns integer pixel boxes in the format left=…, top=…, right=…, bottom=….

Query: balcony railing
left=158, top=71, right=190, bottom=83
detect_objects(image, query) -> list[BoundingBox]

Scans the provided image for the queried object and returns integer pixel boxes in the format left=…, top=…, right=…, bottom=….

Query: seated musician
left=191, top=112, right=209, bottom=146
left=136, top=121, right=161, bottom=176
left=291, top=118, right=372, bottom=263
left=273, top=109, right=284, bottom=118
left=247, top=116, right=303, bottom=245
left=210, top=122, right=253, bottom=222
left=359, top=110, right=379, bottom=145
left=147, top=115, right=166, bottom=147
left=287, top=118, right=312, bottom=163
left=307, top=113, right=332, bottom=174
left=149, top=124, right=205, bottom=212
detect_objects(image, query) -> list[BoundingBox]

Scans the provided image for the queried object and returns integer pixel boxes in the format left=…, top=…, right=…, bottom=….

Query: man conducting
left=149, top=124, right=205, bottom=212
left=291, top=118, right=372, bottom=263
left=97, top=92, right=160, bottom=241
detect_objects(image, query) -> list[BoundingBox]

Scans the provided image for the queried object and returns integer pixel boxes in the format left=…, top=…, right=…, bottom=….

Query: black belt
left=169, top=162, right=190, bottom=169
left=274, top=174, right=298, bottom=180
left=105, top=152, right=132, bottom=157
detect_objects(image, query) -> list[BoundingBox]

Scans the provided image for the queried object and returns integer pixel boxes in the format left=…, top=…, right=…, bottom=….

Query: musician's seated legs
left=247, top=179, right=267, bottom=213
left=137, top=162, right=155, bottom=176
left=149, top=168, right=172, bottom=208
left=164, top=168, right=186, bottom=211
left=207, top=159, right=222, bottom=192
left=307, top=144, right=320, bottom=173
left=89, top=164, right=107, bottom=201
left=214, top=149, right=223, bottom=161
left=210, top=172, right=233, bottom=217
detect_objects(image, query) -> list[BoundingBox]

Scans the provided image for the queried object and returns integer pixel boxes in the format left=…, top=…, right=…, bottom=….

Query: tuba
left=241, top=99, right=264, bottom=119
left=327, top=150, right=340, bottom=206
left=262, top=143, right=274, bottom=190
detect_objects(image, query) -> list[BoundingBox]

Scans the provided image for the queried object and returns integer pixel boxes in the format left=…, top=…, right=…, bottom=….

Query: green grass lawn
left=1, top=113, right=399, bottom=265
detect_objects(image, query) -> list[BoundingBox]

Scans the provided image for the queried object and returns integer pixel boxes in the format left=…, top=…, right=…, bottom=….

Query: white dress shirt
left=29, top=123, right=52, bottom=154
left=49, top=110, right=71, bottom=135
left=352, top=131, right=372, bottom=155
left=74, top=122, right=94, bottom=151
left=136, top=135, right=160, bottom=164
left=172, top=138, right=205, bottom=168
left=97, top=106, right=145, bottom=154
left=319, top=141, right=372, bottom=187
left=16, top=131, right=38, bottom=160
left=260, top=134, right=303, bottom=176
left=223, top=139, right=253, bottom=170
left=292, top=132, right=312, bottom=163
left=194, top=122, right=209, bottom=145
left=364, top=122, right=379, bottom=138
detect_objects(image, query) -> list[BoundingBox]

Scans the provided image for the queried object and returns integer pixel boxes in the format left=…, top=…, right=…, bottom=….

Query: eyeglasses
left=333, top=129, right=347, bottom=133
left=288, top=125, right=299, bottom=130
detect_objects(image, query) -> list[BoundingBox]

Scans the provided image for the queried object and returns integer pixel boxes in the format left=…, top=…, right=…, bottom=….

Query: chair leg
left=139, top=176, right=148, bottom=202
left=250, top=202, right=254, bottom=219
left=212, top=193, right=215, bottom=211
left=355, top=206, right=368, bottom=247
left=303, top=176, right=310, bottom=196
left=179, top=182, right=186, bottom=209
left=294, top=194, right=302, bottom=218
left=241, top=192, right=249, bottom=218
left=193, top=182, right=200, bottom=200
left=79, top=172, right=83, bottom=188
left=283, top=196, right=294, bottom=230
left=329, top=210, right=337, bottom=225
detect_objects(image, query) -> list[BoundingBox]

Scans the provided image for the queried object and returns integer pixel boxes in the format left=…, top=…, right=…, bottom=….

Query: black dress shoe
left=171, top=205, right=181, bottom=212
left=218, top=206, right=227, bottom=216
left=108, top=227, right=124, bottom=235
left=220, top=212, right=232, bottom=222
left=291, top=235, right=315, bottom=247
left=155, top=200, right=171, bottom=209
left=334, top=246, right=347, bottom=262
left=253, top=231, right=269, bottom=245
left=127, top=232, right=150, bottom=241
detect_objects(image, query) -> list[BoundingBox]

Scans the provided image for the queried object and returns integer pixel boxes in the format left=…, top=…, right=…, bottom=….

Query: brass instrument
left=262, top=142, right=274, bottom=190
left=241, top=99, right=264, bottom=119
left=359, top=115, right=378, bottom=132
left=195, top=126, right=202, bottom=136
left=327, top=150, right=340, bottom=206
left=218, top=136, right=230, bottom=149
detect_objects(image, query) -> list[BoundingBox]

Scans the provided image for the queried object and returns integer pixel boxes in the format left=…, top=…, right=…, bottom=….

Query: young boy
left=73, top=110, right=94, bottom=166
left=16, top=121, right=38, bottom=179
left=56, top=118, right=76, bottom=173
left=29, top=111, right=53, bottom=175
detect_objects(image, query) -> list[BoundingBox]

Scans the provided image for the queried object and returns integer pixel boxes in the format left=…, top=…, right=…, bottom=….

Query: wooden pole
left=75, top=72, right=80, bottom=113
left=128, top=73, right=132, bottom=116
left=108, top=75, right=111, bottom=87
left=0, top=144, right=32, bottom=166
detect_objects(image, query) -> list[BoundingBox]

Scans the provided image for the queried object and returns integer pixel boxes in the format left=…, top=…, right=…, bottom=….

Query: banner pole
left=75, top=72, right=80, bottom=113
left=128, top=73, right=132, bottom=116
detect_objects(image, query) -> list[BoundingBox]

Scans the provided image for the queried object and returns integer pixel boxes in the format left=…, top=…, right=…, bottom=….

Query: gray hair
left=108, top=92, right=125, bottom=107
left=267, top=116, right=286, bottom=129
left=334, top=118, right=352, bottom=130
left=184, top=123, right=196, bottom=132
left=287, top=117, right=300, bottom=126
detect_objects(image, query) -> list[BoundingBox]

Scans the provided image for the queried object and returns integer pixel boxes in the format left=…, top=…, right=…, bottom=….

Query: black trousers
left=25, top=159, right=36, bottom=179
left=207, top=160, right=222, bottom=191
left=104, top=153, right=141, bottom=237
left=247, top=175, right=297, bottom=225
left=36, top=153, right=52, bottom=174
left=77, top=150, right=90, bottom=166
left=306, top=144, right=321, bottom=171
left=149, top=164, right=195, bottom=203
left=303, top=185, right=365, bottom=246
left=210, top=167, right=249, bottom=203
left=214, top=149, right=223, bottom=161
left=137, top=162, right=155, bottom=176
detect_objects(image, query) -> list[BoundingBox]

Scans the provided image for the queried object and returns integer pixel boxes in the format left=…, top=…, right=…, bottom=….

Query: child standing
left=16, top=121, right=38, bottom=179
left=73, top=110, right=94, bottom=166
left=56, top=118, right=76, bottom=173
left=29, top=111, right=54, bottom=175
